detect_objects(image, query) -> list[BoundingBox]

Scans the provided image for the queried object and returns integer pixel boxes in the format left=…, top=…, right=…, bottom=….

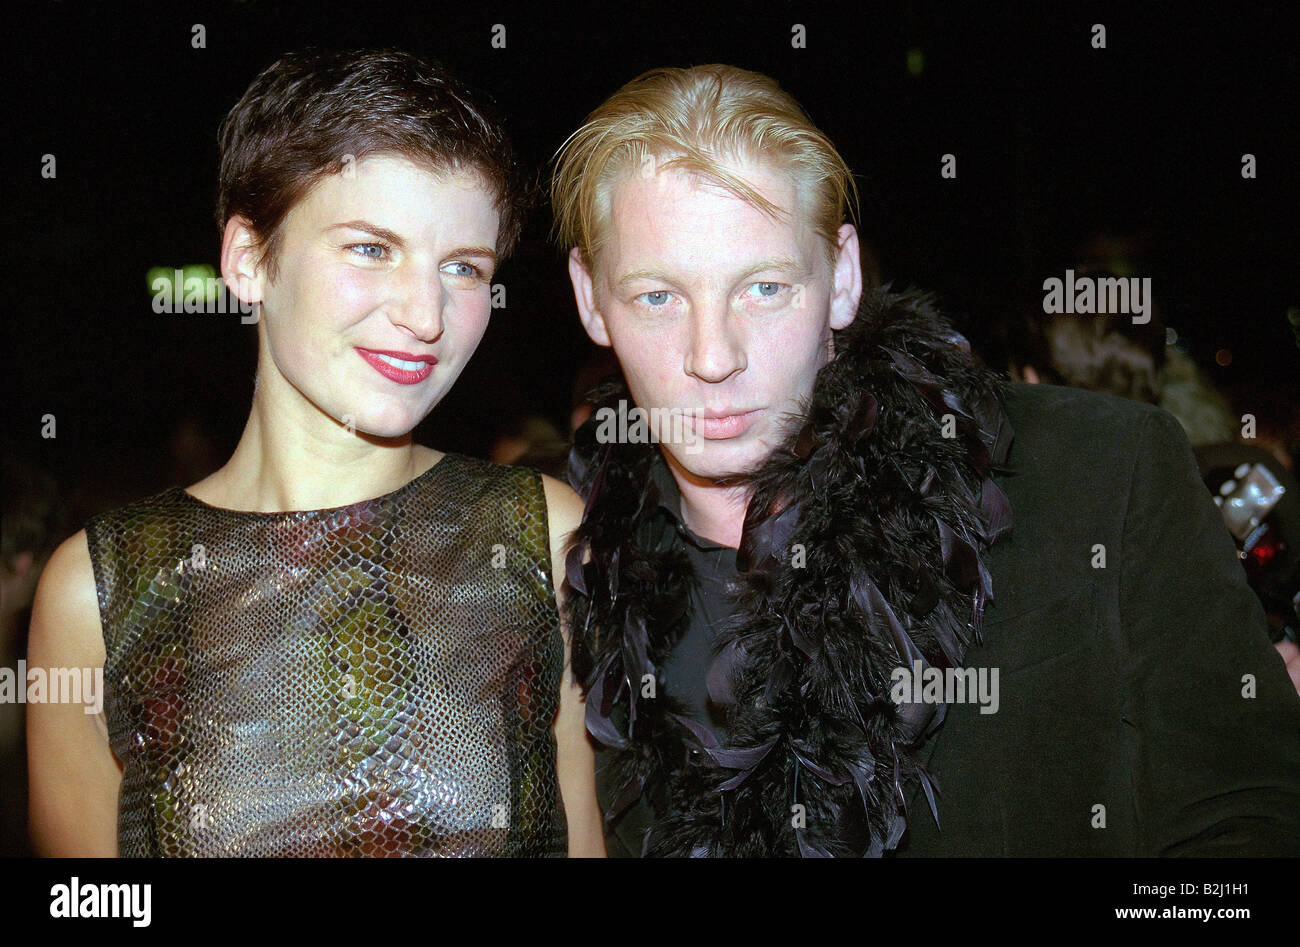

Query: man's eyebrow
left=614, top=268, right=675, bottom=288
left=736, top=257, right=807, bottom=280
left=614, top=257, right=807, bottom=288
left=444, top=246, right=499, bottom=267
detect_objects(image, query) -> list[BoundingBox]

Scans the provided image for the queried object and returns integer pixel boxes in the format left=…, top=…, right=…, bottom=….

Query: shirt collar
left=648, top=450, right=731, bottom=553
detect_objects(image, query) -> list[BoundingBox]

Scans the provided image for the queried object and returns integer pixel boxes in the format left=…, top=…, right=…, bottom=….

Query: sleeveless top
left=84, top=453, right=567, bottom=857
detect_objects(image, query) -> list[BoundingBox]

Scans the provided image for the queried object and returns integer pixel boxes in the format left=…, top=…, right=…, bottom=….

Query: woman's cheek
left=451, top=295, right=494, bottom=357
left=327, top=266, right=383, bottom=318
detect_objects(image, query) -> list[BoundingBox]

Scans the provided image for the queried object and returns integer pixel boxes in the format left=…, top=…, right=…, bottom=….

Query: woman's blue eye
left=642, top=291, right=671, bottom=306
left=753, top=282, right=781, bottom=297
left=444, top=261, right=480, bottom=278
left=351, top=243, right=387, bottom=259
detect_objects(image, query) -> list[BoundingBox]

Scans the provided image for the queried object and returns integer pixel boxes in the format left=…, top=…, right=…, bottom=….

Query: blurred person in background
left=1009, top=265, right=1299, bottom=691
left=1, top=454, right=68, bottom=856
left=489, top=416, right=571, bottom=477
left=1008, top=261, right=1236, bottom=445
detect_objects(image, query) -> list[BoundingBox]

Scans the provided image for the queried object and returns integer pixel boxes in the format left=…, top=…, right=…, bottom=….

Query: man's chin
left=662, top=436, right=774, bottom=482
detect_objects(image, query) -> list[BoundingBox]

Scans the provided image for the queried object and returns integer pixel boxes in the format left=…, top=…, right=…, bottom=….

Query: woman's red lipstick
left=355, top=348, right=437, bottom=385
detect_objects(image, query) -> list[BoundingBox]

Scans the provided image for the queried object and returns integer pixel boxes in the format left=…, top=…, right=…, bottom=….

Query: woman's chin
left=336, top=410, right=425, bottom=443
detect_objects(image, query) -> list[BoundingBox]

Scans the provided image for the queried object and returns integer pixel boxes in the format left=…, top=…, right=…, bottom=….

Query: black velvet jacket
left=895, top=380, right=1300, bottom=855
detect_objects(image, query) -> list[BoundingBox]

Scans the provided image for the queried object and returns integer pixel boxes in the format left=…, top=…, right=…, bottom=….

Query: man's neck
left=662, top=448, right=750, bottom=549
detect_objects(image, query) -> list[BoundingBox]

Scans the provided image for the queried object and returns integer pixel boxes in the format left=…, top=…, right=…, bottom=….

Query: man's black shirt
left=646, top=458, right=739, bottom=737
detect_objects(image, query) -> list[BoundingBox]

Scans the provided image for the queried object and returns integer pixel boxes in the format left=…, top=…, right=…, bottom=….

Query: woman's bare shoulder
left=539, top=474, right=583, bottom=547
left=29, top=529, right=104, bottom=665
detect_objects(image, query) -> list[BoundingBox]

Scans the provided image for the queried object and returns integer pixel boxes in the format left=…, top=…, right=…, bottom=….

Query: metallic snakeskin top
left=85, top=453, right=567, bottom=857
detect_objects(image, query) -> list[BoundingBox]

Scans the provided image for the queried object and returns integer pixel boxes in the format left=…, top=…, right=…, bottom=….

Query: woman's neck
left=186, top=369, right=436, bottom=513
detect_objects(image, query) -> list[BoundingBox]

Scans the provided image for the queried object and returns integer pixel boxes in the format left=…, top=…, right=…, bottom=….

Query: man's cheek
left=654, top=362, right=682, bottom=405
left=623, top=355, right=675, bottom=409
left=777, top=330, right=831, bottom=382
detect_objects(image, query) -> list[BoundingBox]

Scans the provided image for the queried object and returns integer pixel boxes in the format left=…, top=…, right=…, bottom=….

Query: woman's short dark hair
left=216, top=48, right=527, bottom=279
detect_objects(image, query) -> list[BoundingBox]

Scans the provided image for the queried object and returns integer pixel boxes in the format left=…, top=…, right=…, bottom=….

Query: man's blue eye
left=642, top=291, right=671, bottom=306
left=754, top=282, right=781, bottom=297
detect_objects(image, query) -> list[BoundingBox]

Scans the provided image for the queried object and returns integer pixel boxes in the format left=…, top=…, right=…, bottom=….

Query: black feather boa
left=563, top=288, right=1015, bottom=857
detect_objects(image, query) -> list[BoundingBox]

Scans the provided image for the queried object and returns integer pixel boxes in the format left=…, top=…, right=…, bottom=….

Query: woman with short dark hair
left=28, top=49, right=602, bottom=857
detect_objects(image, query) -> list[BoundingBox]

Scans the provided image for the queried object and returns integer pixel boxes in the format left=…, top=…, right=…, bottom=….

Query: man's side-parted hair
left=217, top=48, right=527, bottom=280
left=550, top=64, right=858, bottom=267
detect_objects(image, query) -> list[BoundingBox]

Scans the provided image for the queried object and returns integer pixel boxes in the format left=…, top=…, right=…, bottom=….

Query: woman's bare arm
left=541, top=474, right=606, bottom=858
left=27, top=529, right=122, bottom=856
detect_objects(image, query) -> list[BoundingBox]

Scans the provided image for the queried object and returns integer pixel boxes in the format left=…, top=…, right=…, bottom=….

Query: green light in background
left=184, top=264, right=219, bottom=302
left=146, top=266, right=171, bottom=293
left=907, top=47, right=924, bottom=76
left=146, top=264, right=220, bottom=302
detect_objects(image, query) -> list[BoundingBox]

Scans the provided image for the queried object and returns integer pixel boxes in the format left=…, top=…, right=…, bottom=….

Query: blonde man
left=552, top=64, right=1300, bottom=857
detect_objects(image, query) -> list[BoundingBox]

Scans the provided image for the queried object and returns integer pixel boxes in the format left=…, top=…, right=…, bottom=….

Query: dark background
left=7, top=0, right=1298, bottom=514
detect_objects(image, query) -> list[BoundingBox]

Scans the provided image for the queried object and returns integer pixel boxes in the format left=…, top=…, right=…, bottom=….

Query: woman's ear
left=220, top=216, right=268, bottom=310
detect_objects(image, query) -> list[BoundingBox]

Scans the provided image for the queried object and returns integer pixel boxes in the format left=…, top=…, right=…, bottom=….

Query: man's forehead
left=610, top=156, right=802, bottom=216
left=600, top=160, right=817, bottom=274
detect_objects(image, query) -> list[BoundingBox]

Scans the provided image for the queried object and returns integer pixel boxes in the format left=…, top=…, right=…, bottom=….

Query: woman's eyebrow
left=328, top=220, right=406, bottom=247
left=326, top=224, right=497, bottom=266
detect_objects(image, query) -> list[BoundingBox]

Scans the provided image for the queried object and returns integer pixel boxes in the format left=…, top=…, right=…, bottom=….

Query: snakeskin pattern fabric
left=85, top=453, right=566, bottom=857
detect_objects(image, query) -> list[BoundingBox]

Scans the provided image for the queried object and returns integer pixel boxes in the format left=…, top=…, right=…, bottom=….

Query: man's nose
left=684, top=300, right=746, bottom=383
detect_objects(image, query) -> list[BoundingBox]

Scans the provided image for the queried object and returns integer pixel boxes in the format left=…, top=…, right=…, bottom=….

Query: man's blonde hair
left=551, top=64, right=858, bottom=268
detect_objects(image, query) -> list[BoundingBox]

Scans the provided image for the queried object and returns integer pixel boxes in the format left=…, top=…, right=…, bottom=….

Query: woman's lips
left=355, top=348, right=437, bottom=385
left=691, top=409, right=762, bottom=440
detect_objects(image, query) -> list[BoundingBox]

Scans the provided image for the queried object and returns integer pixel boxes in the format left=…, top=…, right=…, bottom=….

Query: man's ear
left=828, top=223, right=863, bottom=331
left=220, top=216, right=268, bottom=308
left=568, top=247, right=612, bottom=347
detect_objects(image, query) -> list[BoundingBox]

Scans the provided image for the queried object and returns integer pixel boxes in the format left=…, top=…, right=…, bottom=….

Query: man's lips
left=355, top=347, right=438, bottom=385
left=688, top=408, right=762, bottom=440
